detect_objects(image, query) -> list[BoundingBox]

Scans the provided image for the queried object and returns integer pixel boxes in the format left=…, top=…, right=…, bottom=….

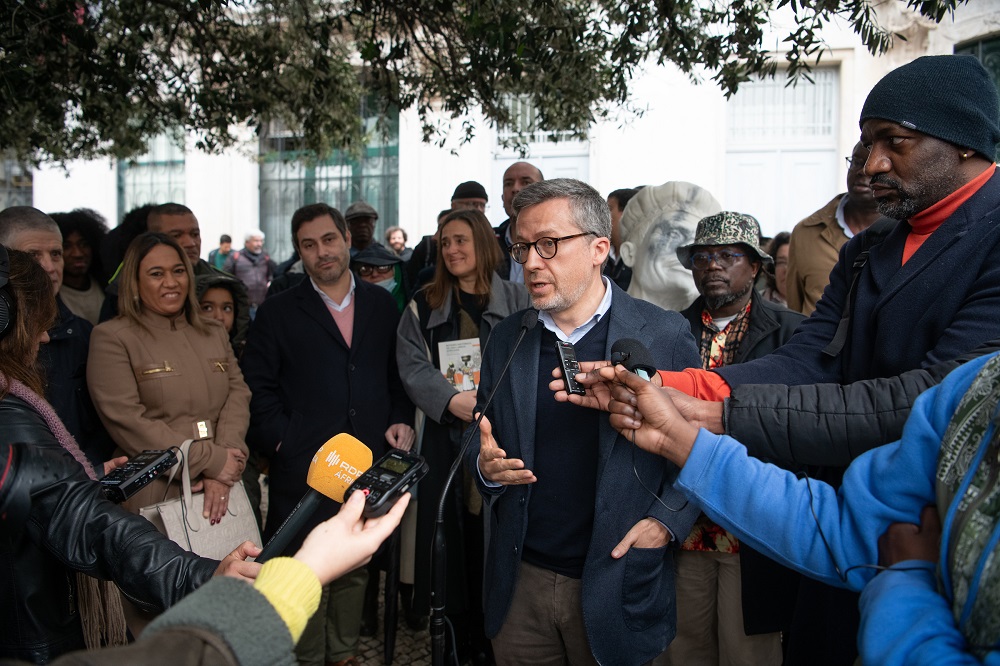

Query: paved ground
left=357, top=574, right=432, bottom=665
left=260, top=478, right=435, bottom=665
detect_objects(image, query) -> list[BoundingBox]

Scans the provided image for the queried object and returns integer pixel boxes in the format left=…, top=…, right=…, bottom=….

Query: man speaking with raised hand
left=464, top=179, right=701, bottom=665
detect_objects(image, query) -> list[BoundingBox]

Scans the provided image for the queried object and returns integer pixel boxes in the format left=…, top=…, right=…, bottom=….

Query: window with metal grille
left=495, top=95, right=582, bottom=146
left=727, top=68, right=838, bottom=146
left=955, top=37, right=1000, bottom=162
left=117, top=134, right=186, bottom=214
left=0, top=156, right=32, bottom=209
left=259, top=108, right=399, bottom=263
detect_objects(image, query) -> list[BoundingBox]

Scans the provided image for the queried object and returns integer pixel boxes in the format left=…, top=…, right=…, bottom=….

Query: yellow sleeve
left=253, top=558, right=322, bottom=643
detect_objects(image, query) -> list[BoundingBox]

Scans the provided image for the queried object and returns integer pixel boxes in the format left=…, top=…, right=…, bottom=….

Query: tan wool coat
left=786, top=194, right=849, bottom=315
left=87, top=310, right=250, bottom=512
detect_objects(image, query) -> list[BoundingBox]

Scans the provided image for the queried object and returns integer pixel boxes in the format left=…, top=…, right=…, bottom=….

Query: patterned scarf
left=935, top=353, right=1000, bottom=657
left=683, top=299, right=753, bottom=553
left=1, top=377, right=128, bottom=650
left=698, top=300, right=752, bottom=370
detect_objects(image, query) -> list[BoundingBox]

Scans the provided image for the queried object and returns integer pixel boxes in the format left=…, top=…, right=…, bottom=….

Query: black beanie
left=860, top=55, right=1000, bottom=158
left=451, top=181, right=489, bottom=201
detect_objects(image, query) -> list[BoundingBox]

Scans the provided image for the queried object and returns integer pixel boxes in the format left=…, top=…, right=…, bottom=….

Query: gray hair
left=245, top=229, right=265, bottom=242
left=0, top=207, right=61, bottom=246
left=512, top=179, right=611, bottom=239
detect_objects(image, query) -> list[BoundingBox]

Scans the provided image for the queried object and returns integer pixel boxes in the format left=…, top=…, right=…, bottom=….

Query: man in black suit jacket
left=241, top=203, right=414, bottom=666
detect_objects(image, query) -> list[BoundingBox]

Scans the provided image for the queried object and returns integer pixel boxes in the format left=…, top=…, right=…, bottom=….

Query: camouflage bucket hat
left=675, top=211, right=772, bottom=268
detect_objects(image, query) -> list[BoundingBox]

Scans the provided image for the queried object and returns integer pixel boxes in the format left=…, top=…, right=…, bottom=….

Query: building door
left=725, top=67, right=840, bottom=237
left=490, top=96, right=589, bottom=226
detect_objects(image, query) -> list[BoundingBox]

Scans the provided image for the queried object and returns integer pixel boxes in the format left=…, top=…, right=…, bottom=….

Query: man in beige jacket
left=786, top=142, right=881, bottom=314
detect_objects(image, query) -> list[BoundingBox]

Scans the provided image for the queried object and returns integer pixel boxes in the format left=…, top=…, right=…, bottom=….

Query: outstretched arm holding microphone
left=23, top=490, right=410, bottom=666
left=564, top=359, right=1000, bottom=666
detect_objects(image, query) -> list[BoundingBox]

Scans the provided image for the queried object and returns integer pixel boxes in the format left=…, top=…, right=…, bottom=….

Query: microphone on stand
left=430, top=309, right=538, bottom=666
left=255, top=433, right=373, bottom=564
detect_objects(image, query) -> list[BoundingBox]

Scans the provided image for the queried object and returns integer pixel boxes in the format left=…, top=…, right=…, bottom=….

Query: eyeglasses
left=356, top=264, right=394, bottom=277
left=688, top=250, right=747, bottom=270
left=509, top=232, right=596, bottom=264
left=845, top=153, right=869, bottom=169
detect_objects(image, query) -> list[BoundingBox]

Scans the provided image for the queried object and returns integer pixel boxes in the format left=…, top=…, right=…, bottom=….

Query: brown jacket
left=87, top=311, right=250, bottom=512
left=786, top=194, right=848, bottom=315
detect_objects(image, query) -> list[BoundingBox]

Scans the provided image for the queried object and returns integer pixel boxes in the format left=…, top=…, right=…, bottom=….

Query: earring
left=962, top=152, right=970, bottom=159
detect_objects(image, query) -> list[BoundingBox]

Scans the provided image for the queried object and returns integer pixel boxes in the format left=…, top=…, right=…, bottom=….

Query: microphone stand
left=430, top=311, right=536, bottom=666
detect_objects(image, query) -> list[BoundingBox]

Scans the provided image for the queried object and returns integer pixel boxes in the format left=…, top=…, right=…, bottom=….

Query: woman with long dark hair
left=396, top=209, right=530, bottom=661
left=0, top=246, right=218, bottom=663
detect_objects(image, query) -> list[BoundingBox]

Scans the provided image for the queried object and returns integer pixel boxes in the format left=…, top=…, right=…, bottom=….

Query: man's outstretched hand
left=477, top=414, right=537, bottom=486
left=550, top=360, right=664, bottom=411
left=608, top=367, right=700, bottom=467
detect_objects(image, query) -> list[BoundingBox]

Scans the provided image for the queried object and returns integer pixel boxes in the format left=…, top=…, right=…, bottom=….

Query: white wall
left=33, top=158, right=118, bottom=224
left=184, top=137, right=261, bottom=259
left=32, top=139, right=261, bottom=262
left=398, top=107, right=497, bottom=241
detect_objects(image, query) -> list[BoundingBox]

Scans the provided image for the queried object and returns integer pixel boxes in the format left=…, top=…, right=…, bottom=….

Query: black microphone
left=430, top=308, right=538, bottom=666
left=255, top=433, right=374, bottom=564
left=611, top=338, right=656, bottom=381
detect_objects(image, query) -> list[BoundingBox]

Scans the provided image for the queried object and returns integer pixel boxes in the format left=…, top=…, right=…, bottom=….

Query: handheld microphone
left=611, top=338, right=656, bottom=381
left=431, top=308, right=538, bottom=666
left=255, top=433, right=373, bottom=563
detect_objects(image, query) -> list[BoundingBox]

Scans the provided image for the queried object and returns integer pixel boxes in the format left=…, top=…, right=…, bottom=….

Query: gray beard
left=876, top=194, right=923, bottom=221
left=870, top=158, right=964, bottom=220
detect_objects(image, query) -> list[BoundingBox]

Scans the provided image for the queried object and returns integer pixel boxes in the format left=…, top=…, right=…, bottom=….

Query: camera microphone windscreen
left=610, top=338, right=656, bottom=381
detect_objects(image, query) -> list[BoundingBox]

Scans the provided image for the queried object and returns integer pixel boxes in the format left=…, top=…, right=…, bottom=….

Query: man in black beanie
left=451, top=181, right=489, bottom=212
left=612, top=54, right=1000, bottom=664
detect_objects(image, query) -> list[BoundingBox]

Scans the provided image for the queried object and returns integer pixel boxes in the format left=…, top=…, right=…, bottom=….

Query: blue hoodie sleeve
left=858, top=563, right=995, bottom=665
left=676, top=354, right=996, bottom=591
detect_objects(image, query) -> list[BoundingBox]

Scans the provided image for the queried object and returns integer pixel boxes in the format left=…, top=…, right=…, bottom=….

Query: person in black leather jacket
left=0, top=247, right=257, bottom=664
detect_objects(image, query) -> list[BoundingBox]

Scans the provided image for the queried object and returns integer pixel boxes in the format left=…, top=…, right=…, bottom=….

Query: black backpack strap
left=822, top=217, right=896, bottom=358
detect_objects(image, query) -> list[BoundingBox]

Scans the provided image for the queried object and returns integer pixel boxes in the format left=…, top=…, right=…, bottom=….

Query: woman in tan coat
left=88, top=232, right=249, bottom=522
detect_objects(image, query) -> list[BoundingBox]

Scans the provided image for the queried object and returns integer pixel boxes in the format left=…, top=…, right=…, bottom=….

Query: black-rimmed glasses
left=509, top=232, right=596, bottom=264
left=357, top=264, right=394, bottom=277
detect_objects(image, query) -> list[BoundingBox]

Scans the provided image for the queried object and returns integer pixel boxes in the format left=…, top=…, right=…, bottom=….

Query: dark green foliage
left=0, top=0, right=967, bottom=164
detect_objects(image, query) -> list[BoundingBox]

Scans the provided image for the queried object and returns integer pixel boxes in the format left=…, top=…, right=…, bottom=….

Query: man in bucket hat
left=672, top=211, right=804, bottom=665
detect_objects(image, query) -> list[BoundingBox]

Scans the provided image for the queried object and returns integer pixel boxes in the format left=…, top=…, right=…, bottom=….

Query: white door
left=725, top=148, right=838, bottom=236
left=725, top=68, right=840, bottom=237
